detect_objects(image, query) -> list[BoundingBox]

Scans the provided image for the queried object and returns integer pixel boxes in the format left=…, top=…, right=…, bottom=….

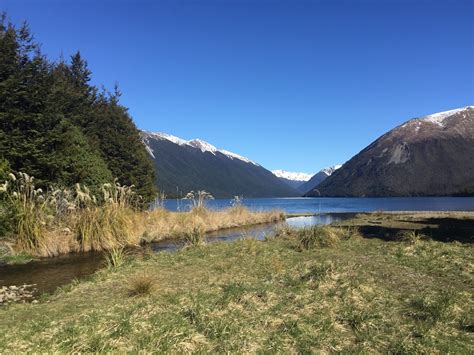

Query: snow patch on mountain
left=142, top=131, right=258, bottom=165
left=272, top=170, right=313, bottom=181
left=402, top=106, right=474, bottom=129
left=187, top=139, right=218, bottom=155
left=321, top=164, right=342, bottom=176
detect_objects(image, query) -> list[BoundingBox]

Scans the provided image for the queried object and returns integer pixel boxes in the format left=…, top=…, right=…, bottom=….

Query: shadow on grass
left=357, top=217, right=474, bottom=244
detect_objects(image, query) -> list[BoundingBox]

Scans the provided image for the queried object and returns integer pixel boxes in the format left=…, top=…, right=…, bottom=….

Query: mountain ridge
left=306, top=106, right=474, bottom=197
left=141, top=131, right=299, bottom=198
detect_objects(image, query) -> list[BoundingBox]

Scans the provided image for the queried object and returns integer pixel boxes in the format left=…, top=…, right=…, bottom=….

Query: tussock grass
left=398, top=230, right=424, bottom=244
left=142, top=206, right=284, bottom=244
left=289, top=225, right=353, bottom=250
left=104, top=247, right=129, bottom=269
left=127, top=273, right=155, bottom=297
left=1, top=172, right=284, bottom=258
left=0, top=232, right=472, bottom=352
left=183, top=227, right=205, bottom=246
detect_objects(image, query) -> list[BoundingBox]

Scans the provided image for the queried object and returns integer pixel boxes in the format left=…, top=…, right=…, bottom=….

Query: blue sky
left=3, top=0, right=473, bottom=173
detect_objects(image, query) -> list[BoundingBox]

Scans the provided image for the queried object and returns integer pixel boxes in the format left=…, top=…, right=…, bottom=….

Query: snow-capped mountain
left=141, top=131, right=298, bottom=198
left=306, top=106, right=474, bottom=197
left=272, top=170, right=313, bottom=182
left=272, top=170, right=314, bottom=192
left=299, top=165, right=342, bottom=195
left=142, top=132, right=257, bottom=165
left=321, top=165, right=342, bottom=176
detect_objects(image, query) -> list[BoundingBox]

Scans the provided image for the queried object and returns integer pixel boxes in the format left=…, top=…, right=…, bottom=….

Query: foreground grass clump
left=127, top=273, right=155, bottom=297
left=0, top=227, right=472, bottom=353
left=104, top=247, right=129, bottom=269
left=289, top=225, right=350, bottom=250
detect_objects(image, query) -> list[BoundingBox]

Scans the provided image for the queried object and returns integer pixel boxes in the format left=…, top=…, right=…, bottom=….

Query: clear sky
left=3, top=0, right=473, bottom=173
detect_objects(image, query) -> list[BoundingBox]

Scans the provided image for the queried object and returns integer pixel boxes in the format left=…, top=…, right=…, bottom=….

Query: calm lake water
left=160, top=197, right=474, bottom=213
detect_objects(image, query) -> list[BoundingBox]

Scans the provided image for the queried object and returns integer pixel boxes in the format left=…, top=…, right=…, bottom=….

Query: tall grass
left=104, top=247, right=129, bottom=268
left=0, top=173, right=141, bottom=256
left=1, top=172, right=286, bottom=257
left=1, top=173, right=48, bottom=251
left=183, top=227, right=205, bottom=246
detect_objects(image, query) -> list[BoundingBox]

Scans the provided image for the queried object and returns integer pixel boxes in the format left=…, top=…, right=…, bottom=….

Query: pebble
left=0, top=284, right=38, bottom=305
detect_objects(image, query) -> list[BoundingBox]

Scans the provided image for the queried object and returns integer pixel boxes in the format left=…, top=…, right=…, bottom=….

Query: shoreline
left=3, top=210, right=473, bottom=264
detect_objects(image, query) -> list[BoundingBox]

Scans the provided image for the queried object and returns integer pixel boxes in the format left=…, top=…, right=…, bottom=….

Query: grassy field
left=1, top=220, right=472, bottom=352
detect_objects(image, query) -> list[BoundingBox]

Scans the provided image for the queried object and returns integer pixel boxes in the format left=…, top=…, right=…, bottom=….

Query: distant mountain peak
left=141, top=131, right=258, bottom=165
left=140, top=130, right=297, bottom=198
left=419, top=106, right=473, bottom=127
left=321, top=164, right=342, bottom=176
left=272, top=170, right=313, bottom=182
left=307, top=106, right=474, bottom=197
left=401, top=106, right=474, bottom=130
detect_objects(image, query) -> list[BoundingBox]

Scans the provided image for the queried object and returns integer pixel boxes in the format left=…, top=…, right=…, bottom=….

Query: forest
left=0, top=14, right=156, bottom=203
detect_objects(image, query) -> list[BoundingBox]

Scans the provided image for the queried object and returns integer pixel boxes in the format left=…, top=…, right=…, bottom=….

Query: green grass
left=0, top=228, right=472, bottom=353
left=0, top=251, right=34, bottom=265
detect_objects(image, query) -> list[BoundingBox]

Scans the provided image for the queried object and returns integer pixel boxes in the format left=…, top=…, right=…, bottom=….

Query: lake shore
left=0, top=207, right=285, bottom=264
left=0, top=221, right=472, bottom=352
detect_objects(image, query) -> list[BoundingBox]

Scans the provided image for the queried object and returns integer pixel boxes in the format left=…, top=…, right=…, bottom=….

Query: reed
left=104, top=246, right=129, bottom=268
left=1, top=171, right=285, bottom=257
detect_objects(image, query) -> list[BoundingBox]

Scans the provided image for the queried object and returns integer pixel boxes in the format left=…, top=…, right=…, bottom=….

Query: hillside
left=142, top=132, right=298, bottom=198
left=299, top=165, right=341, bottom=195
left=307, top=106, right=474, bottom=197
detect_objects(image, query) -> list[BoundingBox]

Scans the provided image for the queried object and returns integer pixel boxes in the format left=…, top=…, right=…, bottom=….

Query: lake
left=159, top=197, right=474, bottom=214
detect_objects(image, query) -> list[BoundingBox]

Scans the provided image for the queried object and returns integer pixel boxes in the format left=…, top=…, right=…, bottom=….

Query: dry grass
left=6, top=206, right=283, bottom=258
left=141, top=206, right=285, bottom=243
left=0, top=229, right=472, bottom=353
left=127, top=273, right=155, bottom=297
left=1, top=172, right=284, bottom=258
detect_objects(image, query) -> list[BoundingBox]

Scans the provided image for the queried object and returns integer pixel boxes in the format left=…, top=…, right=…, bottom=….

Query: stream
left=0, top=214, right=352, bottom=295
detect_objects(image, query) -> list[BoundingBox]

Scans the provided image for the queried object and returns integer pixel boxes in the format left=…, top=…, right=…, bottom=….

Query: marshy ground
left=0, top=212, right=472, bottom=353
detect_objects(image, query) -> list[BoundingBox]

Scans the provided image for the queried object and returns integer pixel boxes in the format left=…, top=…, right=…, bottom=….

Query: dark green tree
left=0, top=15, right=156, bottom=203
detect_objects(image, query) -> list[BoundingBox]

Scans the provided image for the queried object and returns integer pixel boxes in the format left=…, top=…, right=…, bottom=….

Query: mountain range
left=142, top=106, right=473, bottom=199
left=307, top=106, right=474, bottom=197
left=271, top=170, right=313, bottom=192
left=297, top=165, right=342, bottom=195
left=272, top=167, right=341, bottom=194
left=141, top=132, right=298, bottom=198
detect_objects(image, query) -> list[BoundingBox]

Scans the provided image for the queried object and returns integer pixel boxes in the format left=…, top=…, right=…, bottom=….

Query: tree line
left=0, top=14, right=156, bottom=202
